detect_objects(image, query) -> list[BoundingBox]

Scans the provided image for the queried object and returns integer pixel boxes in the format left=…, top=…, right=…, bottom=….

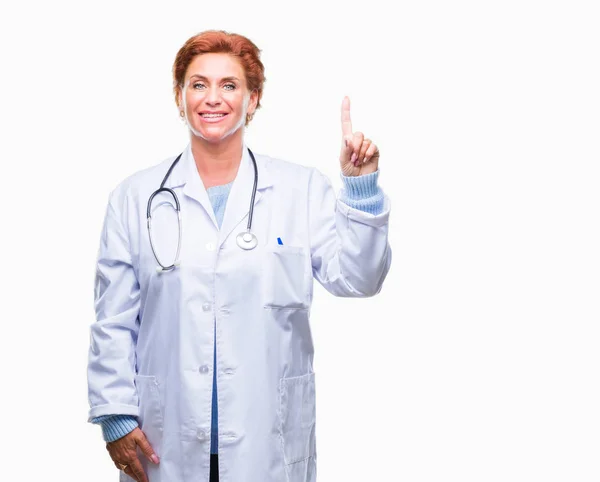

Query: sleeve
left=339, top=169, right=384, bottom=215
left=87, top=192, right=141, bottom=422
left=91, top=415, right=139, bottom=442
left=308, top=168, right=392, bottom=297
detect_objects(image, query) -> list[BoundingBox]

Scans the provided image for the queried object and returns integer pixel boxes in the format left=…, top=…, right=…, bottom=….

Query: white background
left=1, top=0, right=598, bottom=480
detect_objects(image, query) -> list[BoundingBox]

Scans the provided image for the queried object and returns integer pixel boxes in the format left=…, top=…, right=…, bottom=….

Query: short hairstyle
left=172, top=30, right=266, bottom=125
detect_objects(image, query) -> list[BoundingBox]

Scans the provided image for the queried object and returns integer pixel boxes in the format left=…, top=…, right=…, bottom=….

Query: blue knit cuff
left=91, top=415, right=139, bottom=442
left=340, top=169, right=384, bottom=215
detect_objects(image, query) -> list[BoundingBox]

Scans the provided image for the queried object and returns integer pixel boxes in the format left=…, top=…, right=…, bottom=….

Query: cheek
left=185, top=90, right=205, bottom=106
left=227, top=92, right=247, bottom=108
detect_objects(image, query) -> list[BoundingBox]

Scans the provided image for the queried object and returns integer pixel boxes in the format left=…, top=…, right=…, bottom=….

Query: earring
left=179, top=111, right=185, bottom=122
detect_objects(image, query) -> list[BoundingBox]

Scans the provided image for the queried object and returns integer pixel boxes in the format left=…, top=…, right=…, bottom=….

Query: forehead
left=185, top=53, right=246, bottom=81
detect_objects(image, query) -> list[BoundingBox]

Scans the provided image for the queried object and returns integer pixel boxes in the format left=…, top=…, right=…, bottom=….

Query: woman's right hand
left=106, top=427, right=160, bottom=482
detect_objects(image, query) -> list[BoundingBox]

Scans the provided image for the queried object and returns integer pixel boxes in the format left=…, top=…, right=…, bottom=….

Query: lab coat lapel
left=218, top=146, right=271, bottom=249
left=167, top=144, right=219, bottom=228
left=165, top=144, right=272, bottom=242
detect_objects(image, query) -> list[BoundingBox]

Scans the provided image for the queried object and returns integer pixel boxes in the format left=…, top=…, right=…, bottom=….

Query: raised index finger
left=341, top=96, right=353, bottom=137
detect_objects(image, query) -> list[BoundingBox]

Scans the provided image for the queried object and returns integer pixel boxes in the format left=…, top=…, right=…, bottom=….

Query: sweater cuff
left=339, top=169, right=384, bottom=215
left=91, top=415, right=139, bottom=442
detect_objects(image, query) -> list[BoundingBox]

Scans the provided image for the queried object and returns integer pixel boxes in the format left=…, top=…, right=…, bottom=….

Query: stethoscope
left=147, top=148, right=259, bottom=273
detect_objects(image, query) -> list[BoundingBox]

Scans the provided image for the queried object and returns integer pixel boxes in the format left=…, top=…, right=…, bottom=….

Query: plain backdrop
left=1, top=0, right=599, bottom=480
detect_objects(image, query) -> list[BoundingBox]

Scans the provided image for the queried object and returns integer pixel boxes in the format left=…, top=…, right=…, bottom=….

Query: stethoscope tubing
left=147, top=148, right=258, bottom=272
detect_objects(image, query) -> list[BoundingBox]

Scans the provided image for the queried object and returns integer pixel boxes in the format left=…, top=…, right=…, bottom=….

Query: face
left=178, top=53, right=258, bottom=143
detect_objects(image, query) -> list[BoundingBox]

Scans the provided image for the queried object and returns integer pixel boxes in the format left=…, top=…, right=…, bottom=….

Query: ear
left=176, top=86, right=183, bottom=111
left=247, top=89, right=259, bottom=115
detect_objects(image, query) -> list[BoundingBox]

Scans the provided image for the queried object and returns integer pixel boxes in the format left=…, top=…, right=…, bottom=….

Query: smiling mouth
left=200, top=113, right=228, bottom=118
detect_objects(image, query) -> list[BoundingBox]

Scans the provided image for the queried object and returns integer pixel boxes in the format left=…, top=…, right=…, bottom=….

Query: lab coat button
left=202, top=303, right=211, bottom=312
left=199, top=365, right=209, bottom=374
left=206, top=242, right=216, bottom=251
left=197, top=429, right=207, bottom=440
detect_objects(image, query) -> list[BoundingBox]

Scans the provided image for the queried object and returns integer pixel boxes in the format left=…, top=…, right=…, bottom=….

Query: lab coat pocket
left=263, top=246, right=308, bottom=309
left=134, top=375, right=164, bottom=445
left=278, top=372, right=317, bottom=467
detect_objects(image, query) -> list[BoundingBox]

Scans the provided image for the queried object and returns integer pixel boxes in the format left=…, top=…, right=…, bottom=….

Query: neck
left=190, top=130, right=245, bottom=188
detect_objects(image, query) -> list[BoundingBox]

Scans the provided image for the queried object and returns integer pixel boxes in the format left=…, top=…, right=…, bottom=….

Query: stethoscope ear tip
left=156, top=266, right=163, bottom=274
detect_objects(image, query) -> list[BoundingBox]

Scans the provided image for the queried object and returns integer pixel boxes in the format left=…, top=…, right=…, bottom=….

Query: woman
left=87, top=30, right=391, bottom=482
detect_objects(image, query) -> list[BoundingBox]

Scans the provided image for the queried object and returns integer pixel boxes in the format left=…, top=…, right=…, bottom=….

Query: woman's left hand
left=339, top=96, right=380, bottom=177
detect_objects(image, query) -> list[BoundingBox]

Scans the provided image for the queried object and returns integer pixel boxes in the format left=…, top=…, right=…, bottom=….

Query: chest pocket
left=263, top=245, right=309, bottom=310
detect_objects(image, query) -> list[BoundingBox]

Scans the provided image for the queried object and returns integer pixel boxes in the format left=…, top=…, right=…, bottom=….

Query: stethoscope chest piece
left=236, top=231, right=258, bottom=250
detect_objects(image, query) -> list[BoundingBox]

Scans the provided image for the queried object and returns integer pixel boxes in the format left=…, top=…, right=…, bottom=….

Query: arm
left=309, top=167, right=391, bottom=297
left=88, top=194, right=159, bottom=478
left=309, top=96, right=391, bottom=297
left=87, top=191, right=141, bottom=422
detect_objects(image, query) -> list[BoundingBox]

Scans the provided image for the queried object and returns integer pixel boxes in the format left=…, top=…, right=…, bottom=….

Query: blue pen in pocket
left=277, top=237, right=283, bottom=245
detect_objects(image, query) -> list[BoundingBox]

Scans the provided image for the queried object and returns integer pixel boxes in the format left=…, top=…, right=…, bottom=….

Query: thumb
left=135, top=431, right=160, bottom=464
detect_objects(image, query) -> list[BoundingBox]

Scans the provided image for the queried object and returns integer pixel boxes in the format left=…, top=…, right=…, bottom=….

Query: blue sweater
left=92, top=169, right=385, bottom=453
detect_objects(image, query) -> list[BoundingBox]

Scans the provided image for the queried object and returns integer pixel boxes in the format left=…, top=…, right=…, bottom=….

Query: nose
left=205, top=85, right=221, bottom=107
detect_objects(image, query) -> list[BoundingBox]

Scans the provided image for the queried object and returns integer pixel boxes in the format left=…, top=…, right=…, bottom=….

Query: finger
left=135, top=431, right=160, bottom=464
left=123, top=465, right=143, bottom=482
left=364, top=143, right=379, bottom=163
left=352, top=132, right=364, bottom=150
left=129, top=458, right=149, bottom=482
left=342, top=134, right=354, bottom=158
left=350, top=132, right=364, bottom=164
left=112, top=456, right=133, bottom=472
left=358, top=139, right=371, bottom=164
left=341, top=96, right=353, bottom=137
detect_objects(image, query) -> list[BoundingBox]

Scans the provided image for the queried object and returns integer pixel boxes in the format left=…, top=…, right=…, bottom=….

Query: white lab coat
left=87, top=144, right=392, bottom=482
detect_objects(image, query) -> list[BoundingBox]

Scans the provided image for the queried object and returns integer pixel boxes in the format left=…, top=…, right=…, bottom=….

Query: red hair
left=172, top=30, right=265, bottom=125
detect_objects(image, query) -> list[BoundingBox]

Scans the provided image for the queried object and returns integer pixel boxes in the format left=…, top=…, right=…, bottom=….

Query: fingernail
left=152, top=454, right=159, bottom=464
left=344, top=139, right=348, bottom=147
left=350, top=153, right=357, bottom=163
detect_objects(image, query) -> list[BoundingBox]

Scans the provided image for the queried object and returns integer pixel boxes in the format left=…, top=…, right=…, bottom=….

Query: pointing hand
left=339, top=96, right=379, bottom=177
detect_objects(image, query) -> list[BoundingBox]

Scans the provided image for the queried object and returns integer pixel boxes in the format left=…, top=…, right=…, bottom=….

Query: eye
left=223, top=83, right=236, bottom=91
left=193, top=82, right=205, bottom=90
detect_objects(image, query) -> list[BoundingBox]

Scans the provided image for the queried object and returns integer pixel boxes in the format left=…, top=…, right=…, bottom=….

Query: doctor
left=87, top=30, right=392, bottom=482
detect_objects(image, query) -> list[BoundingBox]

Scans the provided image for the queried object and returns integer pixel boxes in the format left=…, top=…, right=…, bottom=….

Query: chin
left=191, top=124, right=244, bottom=143
left=201, top=134, right=228, bottom=144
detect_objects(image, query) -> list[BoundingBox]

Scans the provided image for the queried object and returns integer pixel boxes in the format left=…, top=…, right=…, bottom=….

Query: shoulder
left=255, top=151, right=311, bottom=176
left=106, top=154, right=179, bottom=208
left=254, top=151, right=330, bottom=189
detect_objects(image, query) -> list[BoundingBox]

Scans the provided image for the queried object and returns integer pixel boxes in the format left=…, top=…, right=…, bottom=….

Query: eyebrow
left=189, top=75, right=241, bottom=82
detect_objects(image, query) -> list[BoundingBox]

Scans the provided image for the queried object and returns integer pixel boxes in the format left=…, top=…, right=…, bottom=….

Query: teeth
left=201, top=113, right=225, bottom=118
